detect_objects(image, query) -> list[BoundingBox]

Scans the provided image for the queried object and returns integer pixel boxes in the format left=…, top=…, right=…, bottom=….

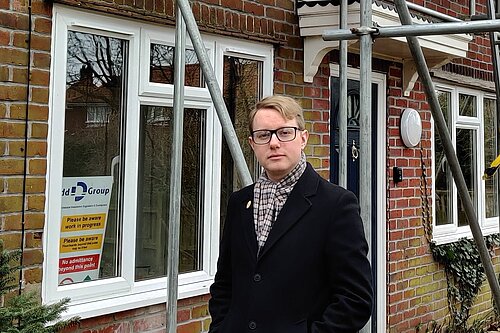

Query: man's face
left=249, top=108, right=309, bottom=182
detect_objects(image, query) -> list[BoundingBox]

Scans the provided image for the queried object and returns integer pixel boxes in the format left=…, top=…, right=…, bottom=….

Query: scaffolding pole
left=177, top=0, right=253, bottom=187
left=338, top=0, right=348, bottom=188
left=485, top=0, right=500, bottom=235
left=323, top=19, right=500, bottom=41
left=167, top=1, right=253, bottom=332
left=166, top=6, right=186, bottom=333
left=392, top=0, right=500, bottom=311
left=359, top=0, right=372, bottom=331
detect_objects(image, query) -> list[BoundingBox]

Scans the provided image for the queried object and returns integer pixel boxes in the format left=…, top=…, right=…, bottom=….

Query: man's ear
left=248, top=136, right=255, bottom=151
left=300, top=130, right=309, bottom=149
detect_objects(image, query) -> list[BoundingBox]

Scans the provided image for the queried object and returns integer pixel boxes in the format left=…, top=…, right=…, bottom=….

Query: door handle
left=351, top=140, right=359, bottom=161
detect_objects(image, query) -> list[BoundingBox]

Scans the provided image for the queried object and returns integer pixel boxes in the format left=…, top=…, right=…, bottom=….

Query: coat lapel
left=257, top=164, right=320, bottom=260
left=239, top=187, right=258, bottom=259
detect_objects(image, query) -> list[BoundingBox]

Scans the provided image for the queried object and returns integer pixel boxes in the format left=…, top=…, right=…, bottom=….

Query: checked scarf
left=253, top=152, right=307, bottom=253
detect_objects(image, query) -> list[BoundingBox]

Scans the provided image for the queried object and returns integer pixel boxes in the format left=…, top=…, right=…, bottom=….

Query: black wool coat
left=209, top=164, right=373, bottom=333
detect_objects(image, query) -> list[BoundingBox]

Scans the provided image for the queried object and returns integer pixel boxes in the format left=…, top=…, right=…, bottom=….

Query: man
left=209, top=95, right=373, bottom=333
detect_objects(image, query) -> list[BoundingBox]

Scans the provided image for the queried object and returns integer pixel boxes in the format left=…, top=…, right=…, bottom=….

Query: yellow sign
left=60, top=234, right=103, bottom=253
left=61, top=214, right=106, bottom=232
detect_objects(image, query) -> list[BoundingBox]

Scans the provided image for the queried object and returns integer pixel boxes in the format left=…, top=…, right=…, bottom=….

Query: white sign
left=58, top=176, right=113, bottom=285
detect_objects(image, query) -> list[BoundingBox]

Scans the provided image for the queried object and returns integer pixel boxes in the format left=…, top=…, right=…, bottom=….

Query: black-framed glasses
left=251, top=126, right=300, bottom=145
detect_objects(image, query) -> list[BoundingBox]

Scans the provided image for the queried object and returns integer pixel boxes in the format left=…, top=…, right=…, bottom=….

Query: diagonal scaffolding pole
left=167, top=1, right=253, bottom=332
left=392, top=0, right=500, bottom=310
left=177, top=0, right=253, bottom=187
left=166, top=6, right=186, bottom=333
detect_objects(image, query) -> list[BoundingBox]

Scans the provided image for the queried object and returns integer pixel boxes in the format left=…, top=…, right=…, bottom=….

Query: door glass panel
left=435, top=91, right=453, bottom=226
left=60, top=31, right=126, bottom=285
left=220, top=56, right=262, bottom=225
left=484, top=98, right=498, bottom=218
left=149, top=43, right=203, bottom=87
left=135, top=106, right=205, bottom=280
left=456, top=128, right=477, bottom=226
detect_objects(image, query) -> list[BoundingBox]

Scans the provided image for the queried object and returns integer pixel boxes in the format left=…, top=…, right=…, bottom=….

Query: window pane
left=435, top=91, right=453, bottom=226
left=484, top=98, right=498, bottom=218
left=456, top=128, right=477, bottom=227
left=149, top=43, right=203, bottom=87
left=60, top=31, right=126, bottom=285
left=459, top=93, right=477, bottom=117
left=135, top=106, right=205, bottom=281
left=220, top=56, right=262, bottom=224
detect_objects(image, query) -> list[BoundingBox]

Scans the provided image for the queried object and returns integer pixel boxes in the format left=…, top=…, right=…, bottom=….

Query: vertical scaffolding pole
left=393, top=0, right=500, bottom=310
left=359, top=0, right=372, bottom=331
left=338, top=0, right=348, bottom=187
left=485, top=0, right=500, bottom=235
left=166, top=7, right=186, bottom=333
left=177, top=0, right=252, bottom=187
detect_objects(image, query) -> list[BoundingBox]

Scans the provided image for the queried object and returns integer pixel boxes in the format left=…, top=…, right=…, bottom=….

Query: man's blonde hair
left=249, top=95, right=305, bottom=132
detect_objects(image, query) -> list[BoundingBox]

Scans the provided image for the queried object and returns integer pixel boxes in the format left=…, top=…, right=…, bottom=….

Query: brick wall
left=385, top=61, right=500, bottom=331
left=385, top=62, right=446, bottom=332
left=59, top=296, right=212, bottom=333
left=0, top=0, right=52, bottom=301
left=2, top=0, right=500, bottom=332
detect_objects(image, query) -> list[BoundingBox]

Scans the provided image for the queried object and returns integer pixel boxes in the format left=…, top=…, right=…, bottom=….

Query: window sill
left=432, top=224, right=499, bottom=245
left=59, top=278, right=214, bottom=320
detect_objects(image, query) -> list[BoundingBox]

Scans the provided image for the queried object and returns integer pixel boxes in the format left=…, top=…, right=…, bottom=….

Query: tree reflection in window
left=484, top=98, right=498, bottom=218
left=456, top=128, right=477, bottom=227
left=136, top=106, right=204, bottom=280
left=149, top=43, right=204, bottom=87
left=63, top=31, right=127, bottom=281
left=220, top=56, right=262, bottom=227
left=435, top=91, right=452, bottom=226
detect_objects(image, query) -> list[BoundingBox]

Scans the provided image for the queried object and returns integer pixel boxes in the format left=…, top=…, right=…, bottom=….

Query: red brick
left=0, top=66, right=9, bottom=82
left=0, top=29, right=9, bottom=46
left=80, top=314, right=114, bottom=328
left=177, top=321, right=202, bottom=333
left=0, top=159, right=24, bottom=174
left=31, top=34, right=51, bottom=52
left=34, top=17, right=52, bottom=34
left=177, top=308, right=191, bottom=322
left=0, top=121, right=26, bottom=138
left=13, top=31, right=28, bottom=48
left=33, top=52, right=50, bottom=69
left=31, top=122, right=48, bottom=138
left=26, top=194, right=44, bottom=211
left=24, top=267, right=42, bottom=284
left=0, top=12, right=29, bottom=30
left=28, top=158, right=46, bottom=175
left=0, top=233, right=22, bottom=249
left=32, top=0, right=52, bottom=16
left=132, top=313, right=166, bottom=331
left=243, top=1, right=264, bottom=16
left=0, top=85, right=27, bottom=101
left=10, top=104, right=48, bottom=121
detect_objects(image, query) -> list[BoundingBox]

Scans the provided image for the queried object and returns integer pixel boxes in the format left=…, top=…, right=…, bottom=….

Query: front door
left=330, top=77, right=379, bottom=332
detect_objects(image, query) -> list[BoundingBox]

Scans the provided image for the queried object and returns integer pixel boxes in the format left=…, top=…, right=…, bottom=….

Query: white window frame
left=44, top=5, right=273, bottom=319
left=432, top=83, right=499, bottom=244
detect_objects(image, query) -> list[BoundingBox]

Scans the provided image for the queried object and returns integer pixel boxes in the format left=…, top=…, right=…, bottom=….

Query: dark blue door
left=330, top=77, right=378, bottom=332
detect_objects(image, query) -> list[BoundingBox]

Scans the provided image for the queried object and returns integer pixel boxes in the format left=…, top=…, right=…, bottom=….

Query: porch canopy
left=298, top=0, right=473, bottom=95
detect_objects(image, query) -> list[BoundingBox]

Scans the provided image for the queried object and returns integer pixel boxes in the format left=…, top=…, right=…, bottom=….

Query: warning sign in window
left=59, top=254, right=100, bottom=274
left=59, top=234, right=102, bottom=253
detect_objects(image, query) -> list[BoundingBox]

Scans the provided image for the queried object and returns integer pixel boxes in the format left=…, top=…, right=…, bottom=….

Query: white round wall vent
left=400, top=108, right=422, bottom=148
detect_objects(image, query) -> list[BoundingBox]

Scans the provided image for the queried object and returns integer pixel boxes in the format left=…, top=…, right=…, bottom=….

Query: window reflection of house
left=146, top=106, right=171, bottom=126
left=65, top=64, right=117, bottom=131
left=86, top=105, right=111, bottom=126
